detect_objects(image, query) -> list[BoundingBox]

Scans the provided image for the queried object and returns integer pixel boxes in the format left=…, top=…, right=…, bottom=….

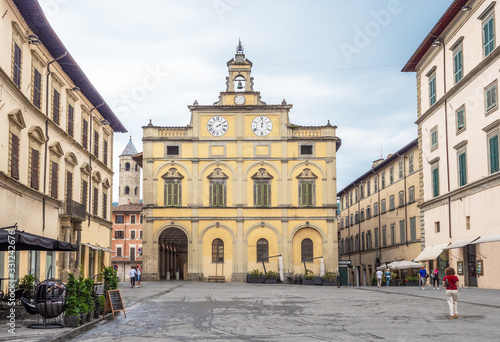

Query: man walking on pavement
left=419, top=265, right=428, bottom=289
left=129, top=266, right=137, bottom=288
left=376, top=268, right=383, bottom=288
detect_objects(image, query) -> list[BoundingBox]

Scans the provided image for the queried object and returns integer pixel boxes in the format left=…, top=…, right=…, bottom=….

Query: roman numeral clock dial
left=207, top=116, right=228, bottom=136
left=251, top=116, right=272, bottom=136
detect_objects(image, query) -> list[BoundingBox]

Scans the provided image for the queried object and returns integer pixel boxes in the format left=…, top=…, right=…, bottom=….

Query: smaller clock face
left=207, top=116, right=228, bottom=136
left=234, top=95, right=246, bottom=105
left=251, top=116, right=273, bottom=136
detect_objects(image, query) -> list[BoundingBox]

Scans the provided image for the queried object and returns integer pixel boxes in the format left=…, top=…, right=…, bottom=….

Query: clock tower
left=142, top=41, right=340, bottom=283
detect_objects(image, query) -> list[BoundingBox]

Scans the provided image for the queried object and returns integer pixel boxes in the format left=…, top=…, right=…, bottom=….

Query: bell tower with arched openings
left=119, top=137, right=141, bottom=205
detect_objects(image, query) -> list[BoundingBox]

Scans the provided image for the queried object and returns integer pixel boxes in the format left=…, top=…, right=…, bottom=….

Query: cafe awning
left=82, top=243, right=115, bottom=253
left=470, top=234, right=500, bottom=245
left=413, top=243, right=450, bottom=262
left=0, top=227, right=78, bottom=251
left=443, top=237, right=479, bottom=249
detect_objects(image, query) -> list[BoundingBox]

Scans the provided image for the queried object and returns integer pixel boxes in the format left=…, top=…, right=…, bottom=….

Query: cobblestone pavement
left=66, top=282, right=500, bottom=342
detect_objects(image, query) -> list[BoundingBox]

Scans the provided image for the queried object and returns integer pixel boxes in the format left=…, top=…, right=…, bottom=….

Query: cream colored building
left=0, top=0, right=126, bottom=282
left=142, top=42, right=340, bottom=282
left=338, top=140, right=422, bottom=286
left=403, top=0, right=500, bottom=289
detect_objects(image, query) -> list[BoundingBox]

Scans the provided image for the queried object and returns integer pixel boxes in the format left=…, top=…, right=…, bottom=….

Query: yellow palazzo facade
left=142, top=43, right=340, bottom=282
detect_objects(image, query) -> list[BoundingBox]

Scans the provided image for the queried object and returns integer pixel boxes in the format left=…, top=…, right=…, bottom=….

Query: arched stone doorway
left=158, top=228, right=188, bottom=280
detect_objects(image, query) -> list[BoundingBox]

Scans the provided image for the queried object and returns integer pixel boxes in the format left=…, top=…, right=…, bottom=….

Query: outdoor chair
left=29, top=279, right=65, bottom=329
left=20, top=297, right=39, bottom=324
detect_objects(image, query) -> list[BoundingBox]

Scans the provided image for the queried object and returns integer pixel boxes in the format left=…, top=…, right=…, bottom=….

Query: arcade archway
left=158, top=228, right=188, bottom=280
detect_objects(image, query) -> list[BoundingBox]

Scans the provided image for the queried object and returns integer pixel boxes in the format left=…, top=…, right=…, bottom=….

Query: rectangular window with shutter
left=102, top=192, right=107, bottom=220
left=33, top=68, right=42, bottom=108
left=103, top=140, right=108, bottom=166
left=410, top=217, right=417, bottom=241
left=299, top=180, right=315, bottom=207
left=50, top=161, right=58, bottom=198
left=52, top=89, right=60, bottom=125
left=210, top=180, right=226, bottom=207
left=66, top=171, right=73, bottom=203
left=382, top=226, right=387, bottom=247
left=9, top=133, right=20, bottom=180
left=116, top=247, right=122, bottom=257
left=400, top=220, right=406, bottom=244
left=13, top=42, right=21, bottom=88
left=67, top=104, right=74, bottom=137
left=432, top=164, right=439, bottom=197
left=254, top=181, right=270, bottom=207
left=131, top=230, right=136, bottom=239
left=485, top=82, right=498, bottom=113
left=93, top=187, right=98, bottom=216
left=30, top=148, right=40, bottom=189
left=483, top=16, right=495, bottom=57
left=458, top=151, right=467, bottom=186
left=489, top=134, right=499, bottom=174
left=390, top=223, right=395, bottom=245
left=94, top=130, right=99, bottom=158
left=82, top=118, right=88, bottom=149
left=82, top=179, right=88, bottom=210
left=165, top=181, right=181, bottom=207
left=453, top=47, right=463, bottom=83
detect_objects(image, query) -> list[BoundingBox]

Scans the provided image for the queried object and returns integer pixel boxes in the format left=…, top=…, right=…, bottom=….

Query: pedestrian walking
left=419, top=266, right=428, bottom=289
left=385, top=268, right=391, bottom=287
left=129, top=266, right=137, bottom=288
left=432, top=266, right=440, bottom=289
left=443, top=267, right=459, bottom=319
left=336, top=271, right=342, bottom=288
left=376, top=269, right=383, bottom=288
left=136, top=264, right=142, bottom=288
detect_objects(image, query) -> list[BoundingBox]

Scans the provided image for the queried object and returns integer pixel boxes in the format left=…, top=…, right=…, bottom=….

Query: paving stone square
left=64, top=282, right=500, bottom=342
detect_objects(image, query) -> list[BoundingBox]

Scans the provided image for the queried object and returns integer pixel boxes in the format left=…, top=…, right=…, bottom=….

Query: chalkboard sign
left=104, top=289, right=126, bottom=319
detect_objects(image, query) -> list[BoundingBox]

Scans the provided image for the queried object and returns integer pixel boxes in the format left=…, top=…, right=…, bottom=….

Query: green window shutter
left=432, top=167, right=439, bottom=197
left=172, top=183, right=179, bottom=206
left=490, top=135, right=499, bottom=173
left=263, top=183, right=269, bottom=206
left=459, top=153, right=467, bottom=186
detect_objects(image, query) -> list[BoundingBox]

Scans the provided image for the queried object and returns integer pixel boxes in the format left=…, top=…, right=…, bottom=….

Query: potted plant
left=264, top=271, right=278, bottom=284
left=405, top=276, right=419, bottom=286
left=321, top=272, right=337, bottom=286
left=64, top=273, right=80, bottom=327
left=77, top=272, right=90, bottom=324
left=371, top=275, right=377, bottom=286
left=83, top=277, right=95, bottom=322
left=18, top=274, right=38, bottom=299
left=303, top=269, right=315, bottom=285
left=249, top=269, right=264, bottom=283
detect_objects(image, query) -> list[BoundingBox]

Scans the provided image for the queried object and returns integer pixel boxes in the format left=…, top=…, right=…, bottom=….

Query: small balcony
left=65, top=200, right=87, bottom=222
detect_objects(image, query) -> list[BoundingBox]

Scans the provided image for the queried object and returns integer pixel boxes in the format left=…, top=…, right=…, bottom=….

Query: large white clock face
left=207, top=116, right=228, bottom=136
left=251, top=116, right=273, bottom=136
left=234, top=95, right=245, bottom=105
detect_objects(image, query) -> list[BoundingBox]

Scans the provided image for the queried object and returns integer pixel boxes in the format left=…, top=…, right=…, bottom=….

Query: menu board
left=104, top=289, right=126, bottom=319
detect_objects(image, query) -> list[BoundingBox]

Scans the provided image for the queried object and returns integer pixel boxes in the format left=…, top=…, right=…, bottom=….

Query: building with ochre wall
left=142, top=42, right=340, bottom=282
left=0, top=0, right=126, bottom=282
left=403, top=0, right=500, bottom=289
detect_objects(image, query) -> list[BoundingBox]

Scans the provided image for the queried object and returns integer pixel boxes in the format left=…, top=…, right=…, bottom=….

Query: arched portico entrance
left=158, top=228, right=188, bottom=280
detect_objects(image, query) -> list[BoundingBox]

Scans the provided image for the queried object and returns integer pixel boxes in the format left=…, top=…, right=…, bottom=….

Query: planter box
left=406, top=281, right=419, bottom=286
left=314, top=277, right=323, bottom=285
left=64, top=315, right=80, bottom=327
left=249, top=277, right=264, bottom=283
left=303, top=279, right=315, bottom=285
left=265, top=278, right=278, bottom=284
left=322, top=281, right=335, bottom=286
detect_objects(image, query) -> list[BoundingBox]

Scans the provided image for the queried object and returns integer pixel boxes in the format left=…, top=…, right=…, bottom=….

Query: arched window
left=301, top=238, right=313, bottom=262
left=234, top=75, right=245, bottom=92
left=212, top=238, right=224, bottom=263
left=256, top=238, right=269, bottom=262
left=124, top=186, right=130, bottom=195
left=125, top=162, right=130, bottom=171
left=135, top=187, right=139, bottom=195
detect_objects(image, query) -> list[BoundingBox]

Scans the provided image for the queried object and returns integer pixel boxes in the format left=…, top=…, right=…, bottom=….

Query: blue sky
left=38, top=0, right=452, bottom=200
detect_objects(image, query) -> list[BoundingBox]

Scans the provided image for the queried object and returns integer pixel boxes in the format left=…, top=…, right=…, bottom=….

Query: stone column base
left=143, top=273, right=159, bottom=281
left=231, top=273, right=247, bottom=283
left=187, top=273, right=204, bottom=281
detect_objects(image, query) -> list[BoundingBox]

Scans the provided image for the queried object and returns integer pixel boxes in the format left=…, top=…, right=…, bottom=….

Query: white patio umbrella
left=387, top=260, right=422, bottom=270
left=320, top=258, right=325, bottom=277
left=278, top=256, right=284, bottom=281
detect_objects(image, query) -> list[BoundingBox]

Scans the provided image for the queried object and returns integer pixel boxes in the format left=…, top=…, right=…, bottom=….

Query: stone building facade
left=141, top=43, right=340, bottom=282
left=338, top=140, right=422, bottom=286
left=0, top=0, right=126, bottom=281
left=403, top=0, right=500, bottom=289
